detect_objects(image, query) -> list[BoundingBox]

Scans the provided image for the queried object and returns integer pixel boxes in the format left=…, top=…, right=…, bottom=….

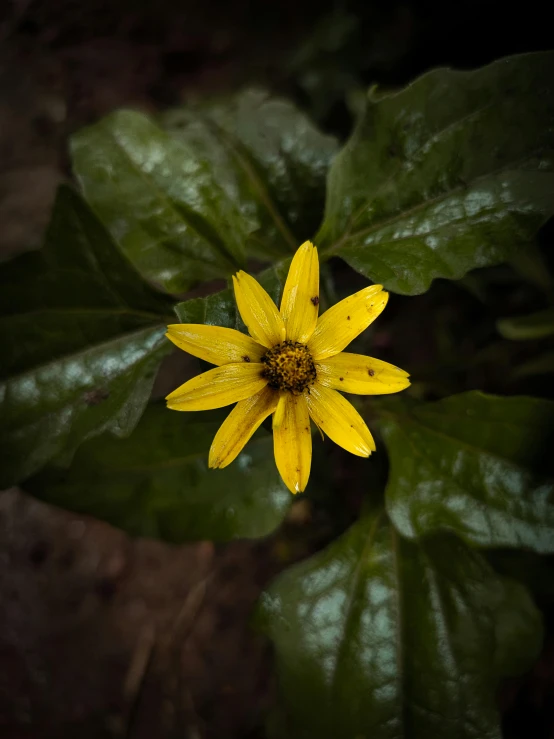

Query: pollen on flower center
left=261, top=341, right=317, bottom=395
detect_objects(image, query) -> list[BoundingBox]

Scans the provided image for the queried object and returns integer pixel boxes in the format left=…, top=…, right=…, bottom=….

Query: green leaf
left=25, top=404, right=291, bottom=542
left=0, top=186, right=173, bottom=487
left=380, top=392, right=554, bottom=551
left=317, top=52, right=554, bottom=295
left=497, top=307, right=554, bottom=340
left=258, top=508, right=542, bottom=739
left=161, top=89, right=338, bottom=261
left=71, top=110, right=245, bottom=293
left=71, top=91, right=337, bottom=292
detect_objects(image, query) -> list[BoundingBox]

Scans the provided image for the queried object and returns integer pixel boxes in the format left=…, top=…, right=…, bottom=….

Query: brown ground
left=0, top=488, right=281, bottom=738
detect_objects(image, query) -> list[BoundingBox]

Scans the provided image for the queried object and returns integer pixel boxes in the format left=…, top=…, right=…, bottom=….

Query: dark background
left=1, top=1, right=553, bottom=737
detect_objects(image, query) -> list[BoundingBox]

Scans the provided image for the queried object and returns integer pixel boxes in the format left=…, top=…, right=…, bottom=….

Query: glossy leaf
left=380, top=392, right=554, bottom=551
left=0, top=186, right=172, bottom=487
left=71, top=110, right=245, bottom=293
left=497, top=307, right=554, bottom=340
left=72, top=91, right=337, bottom=292
left=317, top=52, right=554, bottom=294
left=25, top=405, right=291, bottom=542
left=162, top=89, right=338, bottom=261
left=259, top=508, right=542, bottom=739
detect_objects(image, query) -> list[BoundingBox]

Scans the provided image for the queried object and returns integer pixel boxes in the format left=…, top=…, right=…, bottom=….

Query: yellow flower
left=165, top=241, right=410, bottom=494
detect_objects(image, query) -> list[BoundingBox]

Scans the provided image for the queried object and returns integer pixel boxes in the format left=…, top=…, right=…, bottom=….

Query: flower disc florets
left=261, top=341, right=317, bottom=395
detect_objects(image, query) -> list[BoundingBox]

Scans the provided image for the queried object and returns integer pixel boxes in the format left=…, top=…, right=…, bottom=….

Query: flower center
left=261, top=341, right=317, bottom=395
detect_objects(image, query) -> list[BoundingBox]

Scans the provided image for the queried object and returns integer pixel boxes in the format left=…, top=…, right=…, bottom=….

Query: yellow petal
left=166, top=363, right=266, bottom=411
left=233, top=271, right=286, bottom=348
left=209, top=386, right=279, bottom=468
left=280, top=240, right=320, bottom=343
left=166, top=324, right=265, bottom=366
left=307, top=285, right=388, bottom=360
left=316, top=352, right=410, bottom=395
left=304, top=384, right=375, bottom=457
left=273, top=393, right=312, bottom=494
